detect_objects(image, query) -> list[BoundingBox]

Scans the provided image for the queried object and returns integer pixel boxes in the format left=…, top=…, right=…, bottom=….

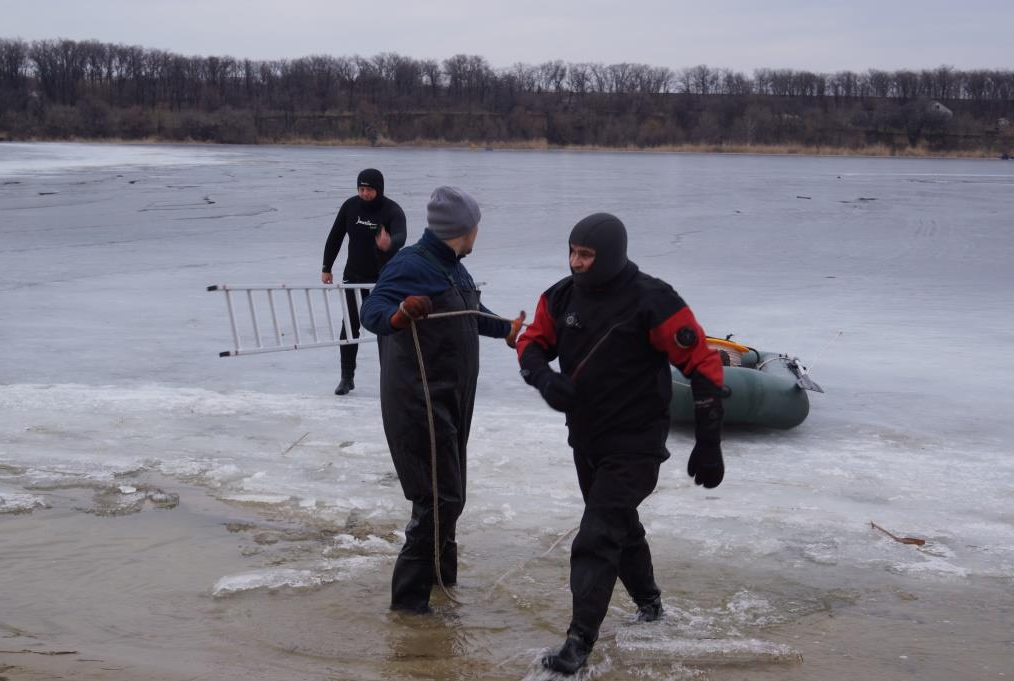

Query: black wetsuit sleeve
left=322, top=202, right=349, bottom=273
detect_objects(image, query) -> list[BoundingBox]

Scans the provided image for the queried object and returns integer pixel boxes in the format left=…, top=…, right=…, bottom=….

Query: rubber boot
left=542, top=632, right=594, bottom=675
left=390, top=552, right=433, bottom=614
left=635, top=596, right=663, bottom=622
left=334, top=373, right=355, bottom=395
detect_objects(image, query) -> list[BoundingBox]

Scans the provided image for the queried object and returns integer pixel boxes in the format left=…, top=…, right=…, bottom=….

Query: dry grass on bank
left=283, top=137, right=1006, bottom=158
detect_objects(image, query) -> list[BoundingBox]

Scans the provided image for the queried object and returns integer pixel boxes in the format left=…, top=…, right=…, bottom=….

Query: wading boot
left=334, top=374, right=355, bottom=395
left=635, top=597, right=663, bottom=623
left=542, top=632, right=593, bottom=675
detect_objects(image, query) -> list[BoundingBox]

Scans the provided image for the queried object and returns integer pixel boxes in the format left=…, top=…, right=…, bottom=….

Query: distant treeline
left=1, top=37, right=1012, bottom=153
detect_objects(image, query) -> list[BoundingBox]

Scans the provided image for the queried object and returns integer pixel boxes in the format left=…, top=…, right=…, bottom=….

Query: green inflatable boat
left=671, top=337, right=824, bottom=429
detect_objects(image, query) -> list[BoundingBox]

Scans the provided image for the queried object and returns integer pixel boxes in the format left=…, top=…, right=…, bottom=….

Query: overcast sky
left=3, top=0, right=1011, bottom=73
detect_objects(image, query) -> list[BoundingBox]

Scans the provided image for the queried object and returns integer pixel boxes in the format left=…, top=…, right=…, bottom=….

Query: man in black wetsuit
left=321, top=168, right=407, bottom=395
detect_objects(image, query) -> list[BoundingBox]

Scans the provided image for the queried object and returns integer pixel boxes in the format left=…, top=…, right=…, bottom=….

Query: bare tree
left=0, top=38, right=29, bottom=93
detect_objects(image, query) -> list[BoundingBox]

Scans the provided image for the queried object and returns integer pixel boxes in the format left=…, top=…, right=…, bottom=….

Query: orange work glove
left=505, top=310, right=526, bottom=348
left=390, top=295, right=433, bottom=330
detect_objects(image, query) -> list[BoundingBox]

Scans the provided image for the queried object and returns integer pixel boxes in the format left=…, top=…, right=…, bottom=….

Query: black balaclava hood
left=569, top=212, right=629, bottom=288
left=357, top=168, right=385, bottom=201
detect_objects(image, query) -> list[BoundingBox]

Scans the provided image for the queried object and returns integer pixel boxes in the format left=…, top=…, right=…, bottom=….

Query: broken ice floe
left=0, top=490, right=47, bottom=514
left=212, top=555, right=384, bottom=597
left=81, top=485, right=180, bottom=515
left=615, top=628, right=801, bottom=666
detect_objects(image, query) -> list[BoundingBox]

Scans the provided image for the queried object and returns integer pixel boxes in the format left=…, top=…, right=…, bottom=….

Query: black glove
left=522, top=365, right=576, bottom=413
left=687, top=390, right=724, bottom=488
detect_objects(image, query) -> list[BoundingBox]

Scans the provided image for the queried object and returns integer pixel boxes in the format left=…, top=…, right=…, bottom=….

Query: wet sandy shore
left=2, top=475, right=1011, bottom=681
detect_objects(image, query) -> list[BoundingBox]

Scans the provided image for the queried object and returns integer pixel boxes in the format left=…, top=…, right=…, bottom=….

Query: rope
left=427, top=309, right=519, bottom=324
left=407, top=307, right=522, bottom=606
left=807, top=330, right=843, bottom=372
left=489, top=526, right=578, bottom=595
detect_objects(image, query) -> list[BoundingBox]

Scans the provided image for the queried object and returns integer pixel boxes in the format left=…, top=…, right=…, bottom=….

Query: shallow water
left=2, top=477, right=1011, bottom=680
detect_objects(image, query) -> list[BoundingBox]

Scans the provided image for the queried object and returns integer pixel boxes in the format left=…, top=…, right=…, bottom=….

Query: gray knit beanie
left=426, top=186, right=481, bottom=240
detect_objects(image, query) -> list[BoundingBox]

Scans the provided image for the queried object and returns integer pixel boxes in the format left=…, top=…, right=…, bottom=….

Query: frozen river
left=1, top=142, right=1013, bottom=680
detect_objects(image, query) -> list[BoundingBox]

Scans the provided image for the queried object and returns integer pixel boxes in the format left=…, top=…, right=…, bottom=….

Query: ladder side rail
left=305, top=288, right=320, bottom=344
left=246, top=289, right=262, bottom=348
left=322, top=289, right=337, bottom=341
left=352, top=286, right=365, bottom=345
left=337, top=286, right=353, bottom=344
left=224, top=288, right=241, bottom=354
left=286, top=288, right=301, bottom=345
left=229, top=337, right=376, bottom=356
left=267, top=289, right=282, bottom=346
left=348, top=283, right=375, bottom=344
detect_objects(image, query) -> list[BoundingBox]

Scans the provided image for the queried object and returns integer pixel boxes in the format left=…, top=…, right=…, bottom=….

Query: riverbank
left=2, top=134, right=1009, bottom=159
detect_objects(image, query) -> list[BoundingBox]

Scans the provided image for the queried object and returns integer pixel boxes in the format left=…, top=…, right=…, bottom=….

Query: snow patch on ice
left=0, top=141, right=240, bottom=177
left=157, top=458, right=217, bottom=478
left=328, top=533, right=399, bottom=554
left=220, top=493, right=293, bottom=505
left=887, top=555, right=970, bottom=578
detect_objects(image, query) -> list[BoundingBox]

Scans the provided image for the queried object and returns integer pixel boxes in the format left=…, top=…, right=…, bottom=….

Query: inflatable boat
left=671, top=337, right=823, bottom=429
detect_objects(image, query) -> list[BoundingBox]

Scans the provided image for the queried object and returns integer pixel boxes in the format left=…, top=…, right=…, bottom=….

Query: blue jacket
left=361, top=229, right=511, bottom=338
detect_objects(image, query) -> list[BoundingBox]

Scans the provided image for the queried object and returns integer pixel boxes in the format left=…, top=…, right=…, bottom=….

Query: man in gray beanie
left=425, top=185, right=482, bottom=241
left=361, top=186, right=525, bottom=613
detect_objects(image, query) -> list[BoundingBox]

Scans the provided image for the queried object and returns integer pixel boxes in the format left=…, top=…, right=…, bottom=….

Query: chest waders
left=380, top=246, right=480, bottom=611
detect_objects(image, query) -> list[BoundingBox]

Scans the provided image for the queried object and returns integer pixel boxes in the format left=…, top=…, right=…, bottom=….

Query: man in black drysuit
left=515, top=213, right=726, bottom=674
left=321, top=168, right=407, bottom=395
left=361, top=186, right=525, bottom=613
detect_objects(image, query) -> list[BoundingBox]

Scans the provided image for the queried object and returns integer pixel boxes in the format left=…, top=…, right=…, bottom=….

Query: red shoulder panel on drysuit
left=647, top=307, right=724, bottom=387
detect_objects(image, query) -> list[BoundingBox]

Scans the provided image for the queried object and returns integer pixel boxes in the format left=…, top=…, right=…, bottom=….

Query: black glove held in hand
left=687, top=440, right=724, bottom=488
left=687, top=394, right=724, bottom=488
left=523, top=365, right=576, bottom=413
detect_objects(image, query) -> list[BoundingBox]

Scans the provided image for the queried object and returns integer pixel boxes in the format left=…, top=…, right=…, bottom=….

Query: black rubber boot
left=542, top=632, right=594, bottom=675
left=635, top=597, right=663, bottom=622
left=390, top=552, right=433, bottom=614
left=334, top=374, right=355, bottom=395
